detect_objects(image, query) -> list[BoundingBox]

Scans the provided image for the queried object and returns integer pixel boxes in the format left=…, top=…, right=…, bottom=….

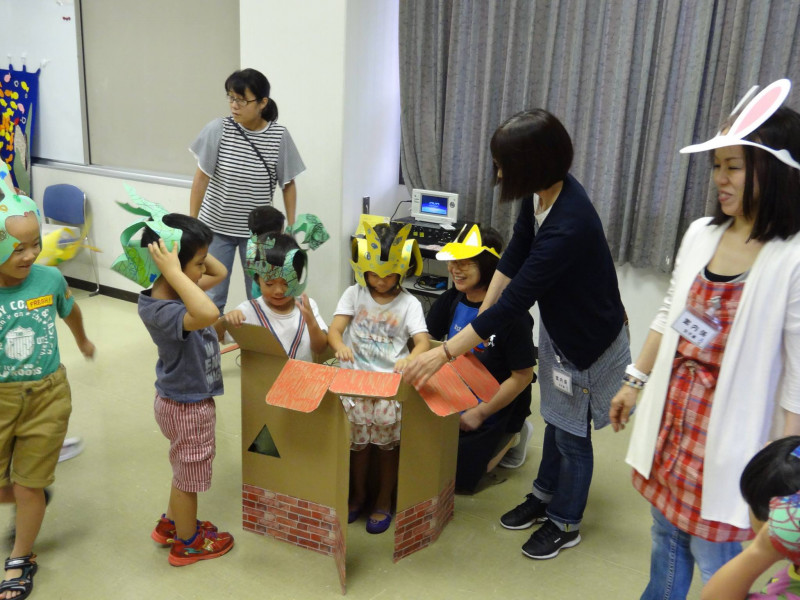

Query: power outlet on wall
left=362, top=196, right=370, bottom=214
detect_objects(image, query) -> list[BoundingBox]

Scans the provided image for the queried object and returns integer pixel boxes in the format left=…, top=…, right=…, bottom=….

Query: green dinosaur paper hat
left=285, top=213, right=330, bottom=250
left=0, top=165, right=40, bottom=264
left=111, top=185, right=183, bottom=287
left=245, top=234, right=308, bottom=297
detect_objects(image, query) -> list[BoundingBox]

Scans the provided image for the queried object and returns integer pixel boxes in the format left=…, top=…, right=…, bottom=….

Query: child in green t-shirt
left=0, top=172, right=94, bottom=599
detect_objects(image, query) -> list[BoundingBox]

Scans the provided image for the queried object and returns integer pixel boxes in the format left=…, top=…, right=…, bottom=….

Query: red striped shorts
left=154, top=394, right=216, bottom=493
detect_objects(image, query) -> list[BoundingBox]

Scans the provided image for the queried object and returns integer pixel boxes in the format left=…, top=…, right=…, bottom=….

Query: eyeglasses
left=226, top=95, right=260, bottom=108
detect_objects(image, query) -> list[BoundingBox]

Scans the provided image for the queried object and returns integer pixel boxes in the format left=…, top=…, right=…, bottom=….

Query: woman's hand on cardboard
left=403, top=346, right=448, bottom=389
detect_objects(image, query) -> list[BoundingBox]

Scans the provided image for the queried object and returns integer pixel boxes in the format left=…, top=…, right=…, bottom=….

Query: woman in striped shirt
left=189, top=68, right=305, bottom=312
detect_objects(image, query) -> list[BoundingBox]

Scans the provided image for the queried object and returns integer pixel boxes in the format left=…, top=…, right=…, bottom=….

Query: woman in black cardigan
left=405, top=109, right=629, bottom=560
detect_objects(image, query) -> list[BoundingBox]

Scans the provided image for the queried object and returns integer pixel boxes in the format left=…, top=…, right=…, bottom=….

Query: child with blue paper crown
left=703, top=437, right=800, bottom=599
left=224, top=215, right=330, bottom=361
left=328, top=220, right=430, bottom=534
left=111, top=188, right=233, bottom=567
left=0, top=169, right=94, bottom=600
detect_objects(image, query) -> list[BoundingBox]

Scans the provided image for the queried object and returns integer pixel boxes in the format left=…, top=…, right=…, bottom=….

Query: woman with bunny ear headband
left=608, top=79, right=800, bottom=599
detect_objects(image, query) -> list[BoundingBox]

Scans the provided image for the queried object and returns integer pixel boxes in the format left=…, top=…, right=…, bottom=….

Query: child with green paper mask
left=224, top=233, right=328, bottom=361
left=0, top=170, right=94, bottom=600
left=113, top=198, right=234, bottom=567
left=703, top=437, right=800, bottom=599
left=139, top=216, right=235, bottom=566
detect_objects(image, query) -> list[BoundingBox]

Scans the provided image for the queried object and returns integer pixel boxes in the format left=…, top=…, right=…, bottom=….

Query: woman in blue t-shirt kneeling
left=426, top=225, right=536, bottom=493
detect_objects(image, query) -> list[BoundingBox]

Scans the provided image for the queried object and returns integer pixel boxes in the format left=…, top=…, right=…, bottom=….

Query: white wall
left=240, top=0, right=405, bottom=315
left=616, top=263, right=670, bottom=356
left=240, top=0, right=349, bottom=315
left=342, top=0, right=402, bottom=222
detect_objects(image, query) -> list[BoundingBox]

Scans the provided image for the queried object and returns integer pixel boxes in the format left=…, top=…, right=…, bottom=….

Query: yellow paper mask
left=350, top=219, right=422, bottom=287
left=435, top=225, right=500, bottom=261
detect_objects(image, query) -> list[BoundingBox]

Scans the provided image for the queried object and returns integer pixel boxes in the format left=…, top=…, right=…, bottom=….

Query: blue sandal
left=366, top=511, right=392, bottom=534
left=0, top=553, right=38, bottom=600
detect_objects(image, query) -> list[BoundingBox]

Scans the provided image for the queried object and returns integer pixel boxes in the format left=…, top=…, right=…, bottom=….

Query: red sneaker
left=151, top=515, right=219, bottom=545
left=168, top=529, right=234, bottom=566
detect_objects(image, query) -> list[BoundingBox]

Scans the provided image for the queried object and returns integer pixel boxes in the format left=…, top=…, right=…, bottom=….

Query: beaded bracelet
left=622, top=374, right=645, bottom=390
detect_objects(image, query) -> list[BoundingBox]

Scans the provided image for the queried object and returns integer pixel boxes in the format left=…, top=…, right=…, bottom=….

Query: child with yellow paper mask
left=328, top=220, right=430, bottom=534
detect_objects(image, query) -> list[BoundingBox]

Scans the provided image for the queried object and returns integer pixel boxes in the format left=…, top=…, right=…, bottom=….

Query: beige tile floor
left=6, top=292, right=717, bottom=599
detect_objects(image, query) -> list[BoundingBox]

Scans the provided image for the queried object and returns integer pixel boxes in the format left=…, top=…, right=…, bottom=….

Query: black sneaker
left=521, top=519, right=581, bottom=559
left=499, top=493, right=548, bottom=530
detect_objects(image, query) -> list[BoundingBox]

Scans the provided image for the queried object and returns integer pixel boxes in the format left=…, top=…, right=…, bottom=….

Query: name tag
left=671, top=308, right=721, bottom=350
left=553, top=368, right=573, bottom=395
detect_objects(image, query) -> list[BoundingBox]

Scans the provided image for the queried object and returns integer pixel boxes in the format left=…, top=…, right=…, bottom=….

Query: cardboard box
left=229, top=324, right=499, bottom=593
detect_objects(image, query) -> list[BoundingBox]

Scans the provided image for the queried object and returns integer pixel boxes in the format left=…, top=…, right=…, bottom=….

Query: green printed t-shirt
left=0, top=264, right=74, bottom=381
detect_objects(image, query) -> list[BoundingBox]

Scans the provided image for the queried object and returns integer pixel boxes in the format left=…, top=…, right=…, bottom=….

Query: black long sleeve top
left=471, top=174, right=625, bottom=370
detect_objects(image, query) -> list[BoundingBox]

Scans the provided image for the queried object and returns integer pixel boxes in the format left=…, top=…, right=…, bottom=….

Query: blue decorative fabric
left=0, top=66, right=40, bottom=192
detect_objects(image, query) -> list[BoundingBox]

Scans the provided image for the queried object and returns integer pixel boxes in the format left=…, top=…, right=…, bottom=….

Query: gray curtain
left=399, top=0, right=800, bottom=271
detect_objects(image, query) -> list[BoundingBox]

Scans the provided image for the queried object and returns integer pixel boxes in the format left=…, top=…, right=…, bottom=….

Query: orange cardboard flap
left=265, top=359, right=337, bottom=412
left=328, top=369, right=402, bottom=398
left=451, top=353, right=500, bottom=403
left=417, top=364, right=479, bottom=416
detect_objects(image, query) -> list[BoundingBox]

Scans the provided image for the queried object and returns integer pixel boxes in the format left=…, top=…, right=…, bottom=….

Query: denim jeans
left=206, top=231, right=254, bottom=313
left=531, top=419, right=593, bottom=529
left=641, top=506, right=742, bottom=600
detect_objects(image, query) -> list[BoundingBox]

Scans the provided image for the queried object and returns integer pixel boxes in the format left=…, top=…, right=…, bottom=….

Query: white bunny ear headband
left=680, top=78, right=800, bottom=170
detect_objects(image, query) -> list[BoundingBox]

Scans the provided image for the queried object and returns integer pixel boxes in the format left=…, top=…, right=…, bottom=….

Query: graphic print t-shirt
left=0, top=265, right=74, bottom=382
left=334, top=284, right=427, bottom=373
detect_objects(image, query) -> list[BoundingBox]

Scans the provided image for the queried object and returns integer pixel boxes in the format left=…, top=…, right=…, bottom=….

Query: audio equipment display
left=410, top=189, right=458, bottom=225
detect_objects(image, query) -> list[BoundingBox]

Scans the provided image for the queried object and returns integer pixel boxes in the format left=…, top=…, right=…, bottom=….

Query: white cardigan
left=626, top=217, right=800, bottom=529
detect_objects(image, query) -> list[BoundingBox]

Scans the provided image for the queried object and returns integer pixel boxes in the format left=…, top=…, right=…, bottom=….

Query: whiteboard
left=0, top=0, right=86, bottom=164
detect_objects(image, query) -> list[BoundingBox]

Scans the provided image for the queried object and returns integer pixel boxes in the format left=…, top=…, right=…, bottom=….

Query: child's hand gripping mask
left=0, top=165, right=40, bottom=264
left=111, top=184, right=182, bottom=287
left=350, top=219, right=423, bottom=287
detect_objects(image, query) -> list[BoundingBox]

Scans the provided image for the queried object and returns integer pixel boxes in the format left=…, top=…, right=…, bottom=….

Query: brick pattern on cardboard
left=393, top=478, right=455, bottom=561
left=242, top=485, right=346, bottom=587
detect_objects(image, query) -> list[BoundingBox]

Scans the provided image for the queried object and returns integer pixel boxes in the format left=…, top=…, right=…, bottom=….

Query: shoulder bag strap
left=228, top=117, right=278, bottom=191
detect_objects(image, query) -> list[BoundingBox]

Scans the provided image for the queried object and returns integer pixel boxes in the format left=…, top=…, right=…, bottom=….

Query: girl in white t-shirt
left=224, top=233, right=327, bottom=362
left=328, top=222, right=430, bottom=534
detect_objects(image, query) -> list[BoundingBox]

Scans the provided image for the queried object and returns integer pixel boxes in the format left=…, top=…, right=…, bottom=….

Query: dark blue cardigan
left=471, top=174, right=625, bottom=370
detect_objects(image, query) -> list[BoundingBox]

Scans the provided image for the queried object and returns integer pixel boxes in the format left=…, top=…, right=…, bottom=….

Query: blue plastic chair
left=41, top=184, right=100, bottom=295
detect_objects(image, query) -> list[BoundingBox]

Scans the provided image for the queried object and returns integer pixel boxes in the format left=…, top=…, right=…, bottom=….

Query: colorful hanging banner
left=0, top=66, right=40, bottom=193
